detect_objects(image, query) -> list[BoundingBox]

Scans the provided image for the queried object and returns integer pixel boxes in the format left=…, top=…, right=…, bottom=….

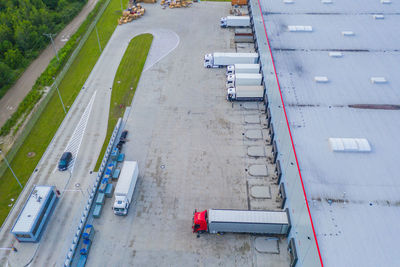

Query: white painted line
left=63, top=91, right=97, bottom=174
left=143, top=30, right=180, bottom=72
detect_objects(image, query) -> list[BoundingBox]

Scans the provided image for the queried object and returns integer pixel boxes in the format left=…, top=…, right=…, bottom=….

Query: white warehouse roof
left=257, top=0, right=400, bottom=266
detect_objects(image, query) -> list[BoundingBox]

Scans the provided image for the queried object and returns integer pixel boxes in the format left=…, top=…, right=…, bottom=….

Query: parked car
left=58, top=152, right=72, bottom=171
left=120, top=130, right=128, bottom=144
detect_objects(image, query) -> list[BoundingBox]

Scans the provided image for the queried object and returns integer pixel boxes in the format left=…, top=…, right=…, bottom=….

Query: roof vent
left=288, top=25, right=313, bottom=32
left=283, top=0, right=294, bottom=3
left=371, top=77, right=387, bottom=84
left=329, top=138, right=371, bottom=152
left=314, top=76, right=329, bottom=83
left=329, top=52, right=343, bottom=57
left=373, top=14, right=385, bottom=20
left=381, top=0, right=391, bottom=4
left=321, top=0, right=332, bottom=3
left=342, top=31, right=355, bottom=36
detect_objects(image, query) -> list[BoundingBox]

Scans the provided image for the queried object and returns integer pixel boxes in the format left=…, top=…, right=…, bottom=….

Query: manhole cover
left=27, top=152, right=36, bottom=158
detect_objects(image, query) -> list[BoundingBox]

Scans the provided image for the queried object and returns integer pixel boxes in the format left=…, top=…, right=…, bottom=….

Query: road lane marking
left=54, top=91, right=97, bottom=174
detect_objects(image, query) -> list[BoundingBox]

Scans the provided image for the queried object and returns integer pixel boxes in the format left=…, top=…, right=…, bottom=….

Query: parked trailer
left=113, top=161, right=139, bottom=216
left=227, top=86, right=264, bottom=101
left=226, top=73, right=262, bottom=88
left=220, top=16, right=250, bottom=28
left=234, top=35, right=254, bottom=43
left=226, top=64, right=259, bottom=76
left=192, top=209, right=290, bottom=235
left=234, top=28, right=253, bottom=36
left=204, top=52, right=258, bottom=68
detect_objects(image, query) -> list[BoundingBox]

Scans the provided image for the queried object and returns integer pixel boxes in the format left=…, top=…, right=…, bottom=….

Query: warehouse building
left=248, top=0, right=400, bottom=266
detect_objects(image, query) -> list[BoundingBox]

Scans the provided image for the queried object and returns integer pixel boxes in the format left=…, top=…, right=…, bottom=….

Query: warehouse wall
left=247, top=1, right=322, bottom=266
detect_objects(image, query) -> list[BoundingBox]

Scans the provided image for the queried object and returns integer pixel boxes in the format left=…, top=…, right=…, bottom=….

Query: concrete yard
left=88, top=3, right=289, bottom=267
left=0, top=2, right=289, bottom=266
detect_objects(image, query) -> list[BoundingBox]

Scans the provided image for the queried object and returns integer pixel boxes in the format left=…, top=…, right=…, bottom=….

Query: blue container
left=96, top=193, right=105, bottom=205
left=93, top=204, right=102, bottom=218
left=82, top=225, right=94, bottom=240
left=112, top=168, right=120, bottom=180
left=117, top=153, right=125, bottom=162
left=105, top=184, right=114, bottom=198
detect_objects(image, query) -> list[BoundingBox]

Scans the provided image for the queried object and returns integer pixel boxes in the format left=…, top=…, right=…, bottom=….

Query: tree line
left=0, top=0, right=87, bottom=99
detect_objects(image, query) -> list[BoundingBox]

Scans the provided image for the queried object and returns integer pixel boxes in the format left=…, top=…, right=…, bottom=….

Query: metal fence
left=64, top=118, right=122, bottom=266
left=0, top=0, right=112, bottom=230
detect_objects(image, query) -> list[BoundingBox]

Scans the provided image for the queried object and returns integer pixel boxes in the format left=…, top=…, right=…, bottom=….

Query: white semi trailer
left=226, top=64, right=260, bottom=76
left=113, top=161, right=139, bottom=216
left=204, top=53, right=258, bottom=68
left=227, top=86, right=264, bottom=101
left=226, top=73, right=262, bottom=88
left=220, top=16, right=250, bottom=28
left=192, top=209, right=290, bottom=235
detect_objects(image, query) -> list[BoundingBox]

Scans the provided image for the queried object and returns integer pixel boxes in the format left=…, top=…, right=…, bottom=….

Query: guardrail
left=64, top=118, right=122, bottom=266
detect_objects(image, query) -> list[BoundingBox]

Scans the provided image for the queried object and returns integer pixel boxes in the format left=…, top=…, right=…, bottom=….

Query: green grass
left=0, top=0, right=126, bottom=224
left=94, top=34, right=153, bottom=171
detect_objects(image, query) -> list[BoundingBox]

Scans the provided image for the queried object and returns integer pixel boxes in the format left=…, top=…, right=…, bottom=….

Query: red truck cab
left=192, top=209, right=208, bottom=233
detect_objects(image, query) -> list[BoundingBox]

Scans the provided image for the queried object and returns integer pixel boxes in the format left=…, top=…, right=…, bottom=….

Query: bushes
left=0, top=0, right=87, bottom=97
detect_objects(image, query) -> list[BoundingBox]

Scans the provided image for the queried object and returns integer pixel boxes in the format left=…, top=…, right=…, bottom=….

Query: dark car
left=119, top=130, right=128, bottom=144
left=58, top=152, right=72, bottom=171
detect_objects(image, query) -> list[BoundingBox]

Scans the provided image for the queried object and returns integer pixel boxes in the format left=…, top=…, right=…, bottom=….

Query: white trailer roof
left=234, top=73, right=262, bottom=79
left=214, top=52, right=258, bottom=58
left=234, top=64, right=259, bottom=69
left=12, top=186, right=53, bottom=233
left=209, top=209, right=288, bottom=224
left=115, top=161, right=138, bottom=195
left=257, top=0, right=400, bottom=266
left=227, top=16, right=249, bottom=20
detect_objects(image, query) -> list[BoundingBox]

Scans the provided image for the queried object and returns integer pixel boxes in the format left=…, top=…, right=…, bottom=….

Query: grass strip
left=0, top=0, right=126, bottom=225
left=94, top=34, right=154, bottom=171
